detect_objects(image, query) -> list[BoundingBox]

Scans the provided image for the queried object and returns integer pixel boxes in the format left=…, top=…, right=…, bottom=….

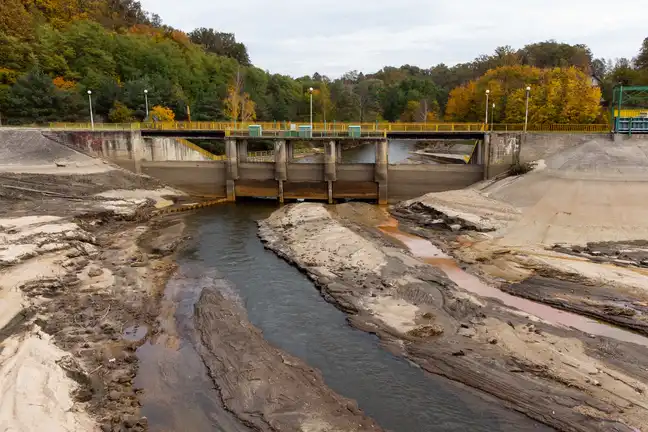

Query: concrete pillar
left=375, top=140, right=388, bottom=205
left=238, top=139, right=248, bottom=163
left=324, top=140, right=337, bottom=204
left=336, top=142, right=343, bottom=162
left=225, top=138, right=238, bottom=201
left=274, top=139, right=287, bottom=204
left=475, top=140, right=483, bottom=165
left=130, top=131, right=144, bottom=174
left=286, top=141, right=295, bottom=162
left=483, top=133, right=491, bottom=180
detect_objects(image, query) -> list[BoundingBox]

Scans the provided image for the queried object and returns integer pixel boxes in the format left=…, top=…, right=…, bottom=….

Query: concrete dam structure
left=39, top=129, right=619, bottom=203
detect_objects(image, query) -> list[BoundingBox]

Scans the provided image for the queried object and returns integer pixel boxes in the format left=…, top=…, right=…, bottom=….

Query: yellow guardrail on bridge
left=49, top=122, right=611, bottom=133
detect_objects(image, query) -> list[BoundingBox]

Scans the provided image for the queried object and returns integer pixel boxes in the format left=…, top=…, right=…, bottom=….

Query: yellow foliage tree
left=224, top=84, right=241, bottom=121
left=151, top=105, right=175, bottom=122
left=52, top=76, right=76, bottom=90
left=445, top=65, right=602, bottom=124
left=240, top=93, right=256, bottom=121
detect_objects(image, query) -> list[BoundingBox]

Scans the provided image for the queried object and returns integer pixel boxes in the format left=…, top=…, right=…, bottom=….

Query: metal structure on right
left=612, top=85, right=648, bottom=134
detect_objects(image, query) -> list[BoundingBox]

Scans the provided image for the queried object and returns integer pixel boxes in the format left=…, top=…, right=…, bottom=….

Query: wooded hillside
left=0, top=0, right=646, bottom=125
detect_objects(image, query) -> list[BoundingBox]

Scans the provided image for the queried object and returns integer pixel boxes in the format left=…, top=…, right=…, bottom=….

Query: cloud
left=140, top=0, right=647, bottom=77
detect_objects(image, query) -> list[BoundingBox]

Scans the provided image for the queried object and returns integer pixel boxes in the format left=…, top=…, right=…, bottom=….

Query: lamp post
left=309, top=87, right=314, bottom=132
left=491, top=103, right=495, bottom=131
left=144, top=89, right=149, bottom=120
left=87, top=90, right=94, bottom=131
left=524, top=86, right=531, bottom=133
left=485, top=90, right=490, bottom=127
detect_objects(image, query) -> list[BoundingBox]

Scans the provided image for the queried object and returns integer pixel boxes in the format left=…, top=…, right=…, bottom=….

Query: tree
left=354, top=79, right=382, bottom=122
left=446, top=65, right=602, bottom=124
left=188, top=28, right=250, bottom=65
left=4, top=69, right=85, bottom=124
left=150, top=105, right=175, bottom=122
left=635, top=37, right=648, bottom=71
left=108, top=101, right=133, bottom=122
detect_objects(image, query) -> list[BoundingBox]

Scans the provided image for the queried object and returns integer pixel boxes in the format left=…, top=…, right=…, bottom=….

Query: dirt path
left=259, top=202, right=648, bottom=431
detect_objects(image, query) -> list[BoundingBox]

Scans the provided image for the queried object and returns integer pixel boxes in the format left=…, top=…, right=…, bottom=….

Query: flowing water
left=136, top=203, right=550, bottom=431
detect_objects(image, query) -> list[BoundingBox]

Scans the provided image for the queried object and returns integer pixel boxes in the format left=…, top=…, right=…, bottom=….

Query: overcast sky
left=139, top=0, right=646, bottom=78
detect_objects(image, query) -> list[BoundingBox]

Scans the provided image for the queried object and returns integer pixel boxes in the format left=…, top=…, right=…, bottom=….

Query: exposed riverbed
left=136, top=203, right=549, bottom=431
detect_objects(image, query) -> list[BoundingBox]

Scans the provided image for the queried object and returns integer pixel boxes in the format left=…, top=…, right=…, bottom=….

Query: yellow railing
left=49, top=122, right=611, bottom=133
left=490, top=124, right=610, bottom=133
left=614, top=109, right=648, bottom=118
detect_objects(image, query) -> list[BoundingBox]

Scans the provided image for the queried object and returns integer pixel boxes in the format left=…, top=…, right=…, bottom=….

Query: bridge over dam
left=43, top=123, right=622, bottom=204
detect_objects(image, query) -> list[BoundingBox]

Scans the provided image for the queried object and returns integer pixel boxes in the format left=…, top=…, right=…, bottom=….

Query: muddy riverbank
left=259, top=202, right=648, bottom=431
left=0, top=168, right=190, bottom=431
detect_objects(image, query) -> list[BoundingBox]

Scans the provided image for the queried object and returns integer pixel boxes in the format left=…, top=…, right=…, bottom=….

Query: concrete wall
left=485, top=132, right=614, bottom=178
left=518, top=133, right=611, bottom=163
left=388, top=164, right=484, bottom=201
left=50, top=131, right=212, bottom=163
left=142, top=138, right=212, bottom=161
left=49, top=131, right=137, bottom=160
left=141, top=161, right=227, bottom=197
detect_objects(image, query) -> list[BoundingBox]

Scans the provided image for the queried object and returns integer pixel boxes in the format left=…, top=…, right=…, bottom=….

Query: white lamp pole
left=491, top=103, right=495, bottom=131
left=144, top=89, right=149, bottom=119
left=87, top=90, right=94, bottom=131
left=309, top=87, right=314, bottom=131
left=524, top=86, right=531, bottom=133
left=485, top=90, right=490, bottom=127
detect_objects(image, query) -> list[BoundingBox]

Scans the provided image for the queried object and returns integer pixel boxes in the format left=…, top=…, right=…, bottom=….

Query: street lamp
left=524, top=86, right=531, bottom=133
left=491, top=103, right=495, bottom=131
left=144, top=89, right=149, bottom=120
left=87, top=90, right=94, bottom=131
left=309, top=87, right=314, bottom=132
left=485, top=90, right=490, bottom=126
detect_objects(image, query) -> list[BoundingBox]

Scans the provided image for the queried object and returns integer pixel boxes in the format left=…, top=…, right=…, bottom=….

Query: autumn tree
left=445, top=65, right=601, bottom=124
left=150, top=105, right=175, bottom=122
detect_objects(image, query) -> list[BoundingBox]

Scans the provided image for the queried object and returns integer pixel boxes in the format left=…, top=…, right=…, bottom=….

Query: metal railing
left=49, top=122, right=612, bottom=133
left=489, top=123, right=610, bottom=133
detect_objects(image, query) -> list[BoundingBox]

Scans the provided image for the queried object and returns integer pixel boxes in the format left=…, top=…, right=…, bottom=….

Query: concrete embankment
left=393, top=137, right=648, bottom=335
left=259, top=202, right=648, bottom=431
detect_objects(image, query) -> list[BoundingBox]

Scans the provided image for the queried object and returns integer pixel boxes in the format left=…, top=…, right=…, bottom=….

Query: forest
left=0, top=0, right=647, bottom=125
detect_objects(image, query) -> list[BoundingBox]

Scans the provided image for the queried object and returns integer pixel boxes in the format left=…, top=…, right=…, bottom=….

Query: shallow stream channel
left=134, top=203, right=550, bottom=431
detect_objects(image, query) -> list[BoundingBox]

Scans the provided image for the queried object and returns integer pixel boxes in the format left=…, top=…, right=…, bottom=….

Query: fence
left=49, top=122, right=612, bottom=133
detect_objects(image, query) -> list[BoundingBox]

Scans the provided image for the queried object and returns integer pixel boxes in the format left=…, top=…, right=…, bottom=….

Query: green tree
left=108, top=101, right=133, bottom=122
left=188, top=28, right=250, bottom=65
left=4, top=69, right=85, bottom=124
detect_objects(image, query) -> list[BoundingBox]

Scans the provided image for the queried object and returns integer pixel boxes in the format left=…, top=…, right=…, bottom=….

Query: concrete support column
left=225, top=138, right=239, bottom=201
left=324, top=140, right=337, bottom=204
left=237, top=139, right=248, bottom=163
left=130, top=131, right=144, bottom=174
left=286, top=141, right=295, bottom=162
left=474, top=140, right=483, bottom=165
left=483, top=133, right=491, bottom=180
left=375, top=140, right=388, bottom=205
left=336, top=142, right=343, bottom=162
left=274, top=139, right=287, bottom=204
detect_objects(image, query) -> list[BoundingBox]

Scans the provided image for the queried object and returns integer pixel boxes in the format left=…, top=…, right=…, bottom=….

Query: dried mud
left=194, top=287, right=382, bottom=431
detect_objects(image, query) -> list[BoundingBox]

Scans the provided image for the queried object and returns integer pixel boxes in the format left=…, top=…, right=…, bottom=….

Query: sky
left=139, top=0, right=646, bottom=78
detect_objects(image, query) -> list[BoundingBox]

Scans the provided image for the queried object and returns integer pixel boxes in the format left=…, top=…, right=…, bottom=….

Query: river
left=136, top=203, right=550, bottom=431
left=296, top=139, right=422, bottom=164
